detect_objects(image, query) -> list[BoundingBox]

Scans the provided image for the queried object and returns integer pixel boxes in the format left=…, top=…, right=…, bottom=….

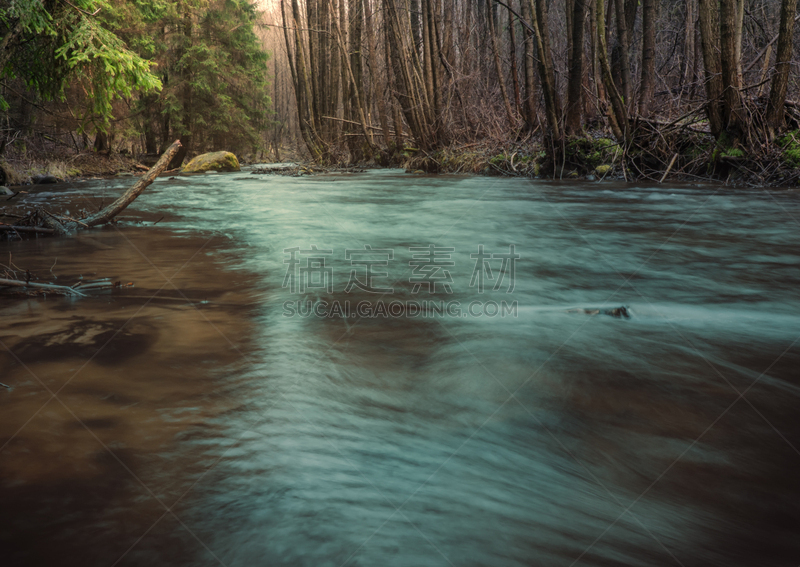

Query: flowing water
left=1, top=169, right=799, bottom=567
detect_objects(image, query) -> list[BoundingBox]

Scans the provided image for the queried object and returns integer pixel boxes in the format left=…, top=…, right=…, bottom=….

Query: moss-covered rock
left=777, top=130, right=800, bottom=167
left=595, top=164, right=613, bottom=176
left=0, top=161, right=25, bottom=185
left=182, top=151, right=240, bottom=173
left=564, top=136, right=620, bottom=173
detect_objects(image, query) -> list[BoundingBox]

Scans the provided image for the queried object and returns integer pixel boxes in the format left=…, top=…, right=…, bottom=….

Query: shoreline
left=4, top=137, right=800, bottom=190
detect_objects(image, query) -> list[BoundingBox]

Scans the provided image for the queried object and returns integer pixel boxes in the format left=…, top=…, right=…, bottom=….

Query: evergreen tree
left=0, top=0, right=161, bottom=131
left=108, top=0, right=271, bottom=162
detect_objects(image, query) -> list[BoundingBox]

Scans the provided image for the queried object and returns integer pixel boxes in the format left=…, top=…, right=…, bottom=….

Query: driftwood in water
left=38, top=140, right=182, bottom=236
left=0, top=225, right=55, bottom=234
left=0, top=277, right=117, bottom=297
left=0, top=277, right=87, bottom=296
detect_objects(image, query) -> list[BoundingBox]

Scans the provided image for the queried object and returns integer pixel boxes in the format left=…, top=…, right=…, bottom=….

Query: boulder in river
left=568, top=305, right=630, bottom=319
left=182, top=151, right=240, bottom=173
left=32, top=173, right=59, bottom=184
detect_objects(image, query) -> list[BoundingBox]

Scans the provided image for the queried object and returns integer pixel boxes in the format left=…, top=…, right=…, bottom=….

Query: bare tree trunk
left=411, top=0, right=423, bottom=56
left=329, top=0, right=342, bottom=144
left=520, top=0, right=540, bottom=131
left=566, top=0, right=587, bottom=134
left=681, top=0, right=696, bottom=91
left=488, top=0, right=516, bottom=128
left=720, top=0, right=743, bottom=138
left=596, top=0, right=627, bottom=141
left=507, top=4, right=523, bottom=113
left=638, top=0, right=656, bottom=116
left=590, top=0, right=606, bottom=109
left=384, top=11, right=405, bottom=147
left=345, top=0, right=366, bottom=161
left=365, top=0, right=391, bottom=145
left=425, top=0, right=443, bottom=128
left=613, top=0, right=632, bottom=103
left=422, top=0, right=436, bottom=122
left=766, top=0, right=799, bottom=136
left=698, top=0, right=724, bottom=137
left=385, top=0, right=435, bottom=148
left=530, top=0, right=562, bottom=142
left=286, top=0, right=325, bottom=160
left=330, top=0, right=374, bottom=156
left=734, top=0, right=744, bottom=84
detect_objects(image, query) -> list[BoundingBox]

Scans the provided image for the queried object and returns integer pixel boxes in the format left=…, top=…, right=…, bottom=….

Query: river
left=1, top=169, right=799, bottom=566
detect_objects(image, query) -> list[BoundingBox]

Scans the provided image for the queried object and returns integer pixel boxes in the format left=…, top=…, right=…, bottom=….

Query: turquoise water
left=1, top=170, right=799, bottom=566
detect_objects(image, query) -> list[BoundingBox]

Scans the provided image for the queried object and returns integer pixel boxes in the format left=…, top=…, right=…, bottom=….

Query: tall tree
left=596, top=0, right=628, bottom=141
left=519, top=0, right=539, bottom=131
left=698, top=0, right=724, bottom=136
left=719, top=0, right=743, bottom=138
left=566, top=0, right=587, bottom=134
left=530, top=0, right=561, bottom=142
left=766, top=0, right=799, bottom=137
left=638, top=0, right=657, bottom=116
left=0, top=0, right=161, bottom=134
left=488, top=0, right=516, bottom=128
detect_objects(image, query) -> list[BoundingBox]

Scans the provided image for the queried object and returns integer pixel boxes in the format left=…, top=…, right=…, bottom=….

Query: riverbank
left=0, top=151, right=151, bottom=186
left=397, top=132, right=800, bottom=188
left=254, top=132, right=800, bottom=188
left=6, top=130, right=800, bottom=189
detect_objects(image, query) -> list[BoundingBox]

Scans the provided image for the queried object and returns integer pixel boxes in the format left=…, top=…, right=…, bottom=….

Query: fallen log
left=41, top=140, right=182, bottom=236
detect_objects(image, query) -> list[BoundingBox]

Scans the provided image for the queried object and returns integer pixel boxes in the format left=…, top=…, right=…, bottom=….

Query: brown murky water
left=1, top=171, right=799, bottom=566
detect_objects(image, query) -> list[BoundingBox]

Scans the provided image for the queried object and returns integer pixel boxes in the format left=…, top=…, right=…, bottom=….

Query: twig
left=660, top=153, right=679, bottom=183
left=0, top=277, right=86, bottom=296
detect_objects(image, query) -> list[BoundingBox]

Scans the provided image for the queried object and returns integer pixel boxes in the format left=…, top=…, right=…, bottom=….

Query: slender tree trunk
left=681, top=0, right=696, bottom=91
left=613, top=0, right=632, bottom=103
left=385, top=0, right=434, bottom=148
left=422, top=0, right=435, bottom=121
left=346, top=0, right=365, bottom=160
left=365, top=0, right=391, bottom=145
left=720, top=0, right=743, bottom=138
left=590, top=0, right=606, bottom=109
left=638, top=0, right=656, bottom=116
left=169, top=3, right=193, bottom=169
left=287, top=0, right=324, bottom=160
left=488, top=0, right=516, bottom=128
left=530, top=0, right=561, bottom=142
left=520, top=0, right=539, bottom=131
left=698, top=0, right=724, bottom=137
left=567, top=0, right=587, bottom=134
left=596, top=0, right=628, bottom=141
left=330, top=0, right=374, bottom=155
left=734, top=0, right=744, bottom=83
left=766, top=0, right=799, bottom=136
left=425, top=0, right=442, bottom=128
left=411, top=0, right=423, bottom=56
left=507, top=4, right=523, bottom=113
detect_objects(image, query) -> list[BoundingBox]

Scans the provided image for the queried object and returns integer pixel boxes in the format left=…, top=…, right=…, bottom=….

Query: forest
left=3, top=0, right=800, bottom=184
